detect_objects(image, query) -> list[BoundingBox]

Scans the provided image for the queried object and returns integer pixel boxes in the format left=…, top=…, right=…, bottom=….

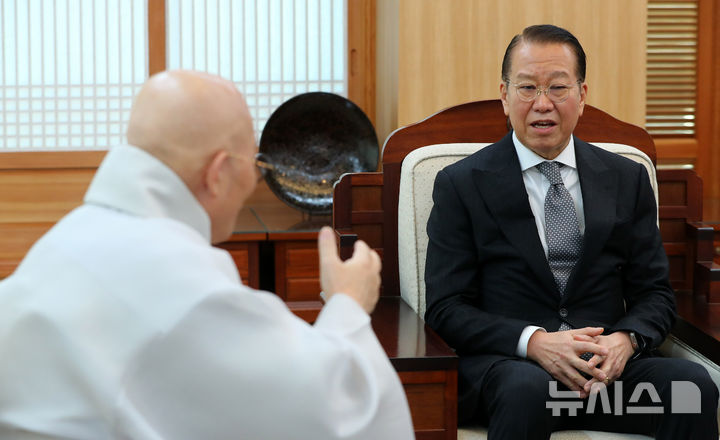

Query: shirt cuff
left=314, top=292, right=370, bottom=334
left=516, top=325, right=546, bottom=358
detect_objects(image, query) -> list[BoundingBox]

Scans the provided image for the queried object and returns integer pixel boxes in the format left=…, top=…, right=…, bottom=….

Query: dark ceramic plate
left=258, top=92, right=378, bottom=214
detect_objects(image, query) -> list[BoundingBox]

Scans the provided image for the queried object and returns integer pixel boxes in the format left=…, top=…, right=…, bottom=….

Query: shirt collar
left=512, top=131, right=577, bottom=172
left=83, top=144, right=212, bottom=242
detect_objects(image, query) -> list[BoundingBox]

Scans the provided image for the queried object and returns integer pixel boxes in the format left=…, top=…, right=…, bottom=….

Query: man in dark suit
left=424, top=24, right=718, bottom=440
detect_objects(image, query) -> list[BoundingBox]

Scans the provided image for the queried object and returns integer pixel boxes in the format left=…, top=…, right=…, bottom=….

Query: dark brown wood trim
left=148, top=0, right=166, bottom=75
left=696, top=0, right=720, bottom=204
left=333, top=174, right=353, bottom=229
left=351, top=210, right=384, bottom=224
left=274, top=241, right=288, bottom=300
left=655, top=138, right=698, bottom=161
left=445, top=369, right=458, bottom=440
left=287, top=300, right=323, bottom=323
left=674, top=292, right=720, bottom=360
left=347, top=0, right=376, bottom=125
left=0, top=151, right=106, bottom=170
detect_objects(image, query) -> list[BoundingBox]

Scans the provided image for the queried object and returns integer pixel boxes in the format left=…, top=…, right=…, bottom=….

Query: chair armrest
left=659, top=334, right=720, bottom=427
left=660, top=333, right=720, bottom=375
left=687, top=222, right=720, bottom=303
left=687, top=222, right=717, bottom=262
left=370, top=297, right=458, bottom=438
left=334, top=229, right=358, bottom=261
left=693, top=261, right=720, bottom=303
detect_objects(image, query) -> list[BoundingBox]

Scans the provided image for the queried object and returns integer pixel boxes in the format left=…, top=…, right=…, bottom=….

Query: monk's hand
left=527, top=327, right=609, bottom=398
left=577, top=331, right=635, bottom=394
left=317, top=226, right=381, bottom=313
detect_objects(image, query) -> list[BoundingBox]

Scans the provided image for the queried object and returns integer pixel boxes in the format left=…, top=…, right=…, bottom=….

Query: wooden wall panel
left=0, top=169, right=96, bottom=222
left=696, top=0, right=720, bottom=215
left=375, top=0, right=400, bottom=144
left=348, top=0, right=377, bottom=125
left=148, top=0, right=166, bottom=75
left=0, top=167, right=98, bottom=278
left=377, top=0, right=647, bottom=142
left=0, top=223, right=54, bottom=278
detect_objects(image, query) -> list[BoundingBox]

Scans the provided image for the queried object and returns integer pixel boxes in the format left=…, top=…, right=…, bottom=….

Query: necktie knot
left=537, top=161, right=563, bottom=185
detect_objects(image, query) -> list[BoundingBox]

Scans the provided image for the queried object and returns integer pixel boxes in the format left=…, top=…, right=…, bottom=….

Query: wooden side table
left=216, top=207, right=265, bottom=289
left=373, top=297, right=458, bottom=439
left=217, top=202, right=330, bottom=321
left=253, top=204, right=330, bottom=322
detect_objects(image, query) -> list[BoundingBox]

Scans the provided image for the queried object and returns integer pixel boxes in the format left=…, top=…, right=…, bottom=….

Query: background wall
left=377, top=0, right=648, bottom=143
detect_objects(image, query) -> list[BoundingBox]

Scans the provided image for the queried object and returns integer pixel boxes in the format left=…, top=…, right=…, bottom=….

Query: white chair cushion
left=398, top=143, right=491, bottom=316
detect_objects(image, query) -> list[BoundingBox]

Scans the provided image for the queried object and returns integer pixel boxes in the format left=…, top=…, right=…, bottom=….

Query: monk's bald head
left=126, top=70, right=254, bottom=190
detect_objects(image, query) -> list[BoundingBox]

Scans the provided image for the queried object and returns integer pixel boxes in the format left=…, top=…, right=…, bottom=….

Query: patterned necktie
left=537, top=161, right=582, bottom=333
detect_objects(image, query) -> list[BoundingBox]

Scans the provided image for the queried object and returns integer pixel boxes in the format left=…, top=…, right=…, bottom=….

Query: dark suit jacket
left=424, top=132, right=676, bottom=421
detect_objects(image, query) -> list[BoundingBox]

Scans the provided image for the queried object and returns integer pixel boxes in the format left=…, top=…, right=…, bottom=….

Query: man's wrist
left=619, top=331, right=644, bottom=359
left=628, top=331, right=639, bottom=351
left=628, top=331, right=646, bottom=359
left=525, top=327, right=549, bottom=361
left=517, top=326, right=546, bottom=358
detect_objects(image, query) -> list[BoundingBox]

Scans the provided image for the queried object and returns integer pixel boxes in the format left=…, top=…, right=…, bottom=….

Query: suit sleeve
left=424, top=168, right=530, bottom=357
left=609, top=164, right=676, bottom=349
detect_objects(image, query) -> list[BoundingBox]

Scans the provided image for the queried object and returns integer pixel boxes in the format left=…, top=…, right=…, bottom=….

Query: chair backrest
left=397, top=142, right=658, bottom=316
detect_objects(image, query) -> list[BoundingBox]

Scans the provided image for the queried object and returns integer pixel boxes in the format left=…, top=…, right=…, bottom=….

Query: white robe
left=0, top=145, right=414, bottom=440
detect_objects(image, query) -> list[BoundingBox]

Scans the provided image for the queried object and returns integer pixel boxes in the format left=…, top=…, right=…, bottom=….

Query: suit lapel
left=565, top=138, right=618, bottom=298
left=471, top=134, right=559, bottom=296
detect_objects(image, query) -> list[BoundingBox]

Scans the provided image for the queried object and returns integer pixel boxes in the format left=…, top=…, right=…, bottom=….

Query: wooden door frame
left=655, top=0, right=720, bottom=215
left=695, top=0, right=720, bottom=206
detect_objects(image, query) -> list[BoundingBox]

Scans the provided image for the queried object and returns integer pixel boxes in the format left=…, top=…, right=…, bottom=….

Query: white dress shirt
left=512, top=132, right=586, bottom=358
left=0, top=144, right=414, bottom=440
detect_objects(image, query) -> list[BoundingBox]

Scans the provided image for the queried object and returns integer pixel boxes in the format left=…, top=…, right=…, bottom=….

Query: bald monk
left=0, top=70, right=414, bottom=439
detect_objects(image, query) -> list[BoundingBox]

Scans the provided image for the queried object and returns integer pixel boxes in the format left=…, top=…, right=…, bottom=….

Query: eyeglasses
left=508, top=81, right=582, bottom=103
left=227, top=151, right=274, bottom=182
left=254, top=152, right=273, bottom=180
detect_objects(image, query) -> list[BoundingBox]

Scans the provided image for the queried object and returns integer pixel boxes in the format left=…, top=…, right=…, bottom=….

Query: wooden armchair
left=332, top=99, right=720, bottom=439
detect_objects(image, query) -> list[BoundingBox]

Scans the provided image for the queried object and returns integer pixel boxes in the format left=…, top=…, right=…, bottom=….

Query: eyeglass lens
left=515, top=84, right=573, bottom=103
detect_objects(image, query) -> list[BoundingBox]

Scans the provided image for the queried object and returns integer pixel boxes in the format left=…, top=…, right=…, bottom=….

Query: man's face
left=500, top=42, right=587, bottom=160
left=230, top=126, right=260, bottom=208
left=221, top=129, right=259, bottom=238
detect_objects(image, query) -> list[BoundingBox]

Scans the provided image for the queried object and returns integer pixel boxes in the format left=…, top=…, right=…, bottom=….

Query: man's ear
left=500, top=82, right=510, bottom=116
left=578, top=82, right=588, bottom=117
left=203, top=150, right=230, bottom=198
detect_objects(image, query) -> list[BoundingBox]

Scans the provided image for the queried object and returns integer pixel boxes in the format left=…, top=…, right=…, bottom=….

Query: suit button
left=559, top=308, right=568, bottom=318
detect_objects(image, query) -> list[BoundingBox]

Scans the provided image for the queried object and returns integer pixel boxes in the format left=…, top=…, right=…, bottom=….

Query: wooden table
left=372, top=297, right=458, bottom=439
left=220, top=207, right=265, bottom=289
left=219, top=203, right=331, bottom=321
left=253, top=204, right=330, bottom=322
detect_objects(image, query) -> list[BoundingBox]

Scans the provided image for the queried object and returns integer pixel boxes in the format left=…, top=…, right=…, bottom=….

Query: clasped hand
left=527, top=327, right=634, bottom=398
